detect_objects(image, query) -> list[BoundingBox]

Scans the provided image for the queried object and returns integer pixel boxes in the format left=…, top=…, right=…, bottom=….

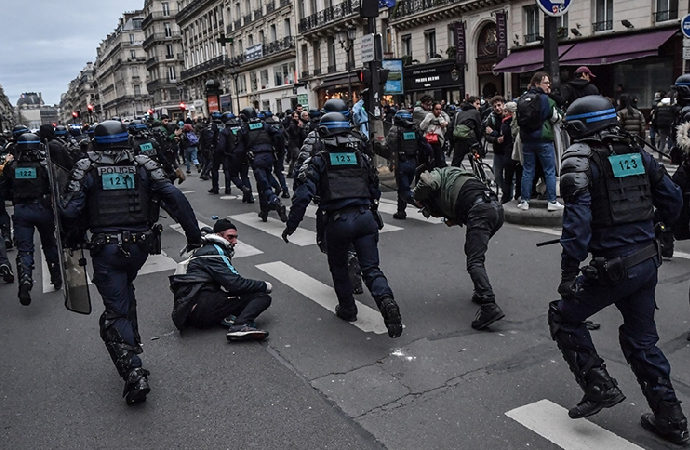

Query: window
left=248, top=34, right=254, bottom=46
left=594, top=0, right=613, bottom=31
left=270, top=24, right=277, bottom=42
left=260, top=69, right=269, bottom=89
left=327, top=37, right=336, bottom=71
left=259, top=30, right=265, bottom=45
left=310, top=0, right=317, bottom=15
left=524, top=5, right=540, bottom=43
left=168, top=66, right=176, bottom=81
left=556, top=12, right=569, bottom=38
left=250, top=72, right=258, bottom=91
left=424, top=29, right=436, bottom=60
left=274, top=62, right=295, bottom=85
left=164, top=22, right=172, bottom=37
left=262, top=100, right=270, bottom=111
left=298, top=1, right=305, bottom=19
left=130, top=50, right=136, bottom=59
left=401, top=34, right=412, bottom=57
left=284, top=18, right=291, bottom=37
left=162, top=2, right=170, bottom=15
left=166, top=44, right=174, bottom=58
left=301, top=44, right=308, bottom=75
left=655, top=0, right=679, bottom=21
left=134, top=85, right=141, bottom=96
left=313, top=41, right=321, bottom=73
left=129, top=33, right=135, bottom=44
left=238, top=74, right=247, bottom=94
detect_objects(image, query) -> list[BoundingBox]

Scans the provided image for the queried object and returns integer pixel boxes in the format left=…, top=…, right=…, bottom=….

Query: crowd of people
left=0, top=70, right=690, bottom=445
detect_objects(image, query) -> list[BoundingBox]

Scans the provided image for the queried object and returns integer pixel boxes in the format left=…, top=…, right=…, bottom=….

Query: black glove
left=281, top=228, right=293, bottom=243
left=558, top=269, right=579, bottom=300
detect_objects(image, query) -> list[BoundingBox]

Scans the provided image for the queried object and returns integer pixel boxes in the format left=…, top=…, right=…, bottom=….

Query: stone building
left=0, top=85, right=15, bottom=132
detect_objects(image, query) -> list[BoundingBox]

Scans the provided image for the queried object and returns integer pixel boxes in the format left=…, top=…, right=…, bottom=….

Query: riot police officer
left=216, top=112, right=254, bottom=202
left=265, top=111, right=290, bottom=199
left=552, top=96, right=687, bottom=444
left=240, top=107, right=287, bottom=222
left=60, top=120, right=201, bottom=405
left=386, top=110, right=431, bottom=219
left=0, top=133, right=62, bottom=305
left=281, top=112, right=403, bottom=338
left=0, top=148, right=13, bottom=283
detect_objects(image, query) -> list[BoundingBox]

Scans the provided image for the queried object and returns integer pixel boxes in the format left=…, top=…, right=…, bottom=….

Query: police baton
left=536, top=238, right=560, bottom=247
left=630, top=133, right=672, bottom=160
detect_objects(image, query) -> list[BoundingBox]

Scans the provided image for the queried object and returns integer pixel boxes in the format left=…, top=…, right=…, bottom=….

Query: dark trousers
left=325, top=208, right=393, bottom=314
left=501, top=158, right=522, bottom=203
left=13, top=203, right=59, bottom=281
left=553, top=255, right=679, bottom=409
left=251, top=154, right=280, bottom=210
left=0, top=196, right=10, bottom=240
left=464, top=200, right=504, bottom=303
left=272, top=150, right=289, bottom=192
left=430, top=142, right=446, bottom=168
left=187, top=289, right=271, bottom=328
left=92, top=243, right=148, bottom=378
left=199, top=148, right=213, bottom=177
left=395, top=158, right=416, bottom=213
left=0, top=233, right=8, bottom=266
left=452, top=139, right=473, bottom=167
left=211, top=151, right=232, bottom=192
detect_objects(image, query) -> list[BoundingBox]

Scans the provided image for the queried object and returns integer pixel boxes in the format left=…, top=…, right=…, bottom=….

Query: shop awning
left=560, top=29, right=677, bottom=66
left=493, top=44, right=574, bottom=73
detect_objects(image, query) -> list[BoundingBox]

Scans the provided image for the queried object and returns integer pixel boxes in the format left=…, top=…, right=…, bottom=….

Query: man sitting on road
left=169, top=218, right=273, bottom=341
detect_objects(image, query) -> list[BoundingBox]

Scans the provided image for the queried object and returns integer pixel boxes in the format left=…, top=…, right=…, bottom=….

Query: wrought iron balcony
left=327, top=64, right=337, bottom=73
left=243, top=14, right=252, bottom=26
left=524, top=33, right=542, bottom=43
left=592, top=20, right=612, bottom=32
left=298, top=0, right=360, bottom=34
left=263, top=36, right=295, bottom=57
left=266, top=1, right=276, bottom=13
left=654, top=9, right=678, bottom=22
left=301, top=71, right=310, bottom=79
left=280, top=0, right=290, bottom=6
left=234, top=19, right=242, bottom=31
left=142, top=10, right=178, bottom=28
left=313, top=68, right=322, bottom=75
left=143, top=32, right=180, bottom=48
left=392, top=0, right=461, bottom=18
left=180, top=55, right=227, bottom=81
left=254, top=8, right=263, bottom=20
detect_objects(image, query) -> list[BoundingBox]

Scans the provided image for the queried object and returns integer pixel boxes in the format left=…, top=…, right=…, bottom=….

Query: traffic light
left=147, top=109, right=154, bottom=116
left=87, top=104, right=94, bottom=112
left=358, top=69, right=372, bottom=85
left=72, top=111, right=80, bottom=118
left=179, top=102, right=187, bottom=111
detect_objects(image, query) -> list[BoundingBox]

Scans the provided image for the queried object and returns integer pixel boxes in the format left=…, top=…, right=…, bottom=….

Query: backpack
left=654, top=105, right=675, bottom=129
left=186, top=131, right=199, bottom=145
left=517, top=93, right=542, bottom=132
left=452, top=110, right=477, bottom=140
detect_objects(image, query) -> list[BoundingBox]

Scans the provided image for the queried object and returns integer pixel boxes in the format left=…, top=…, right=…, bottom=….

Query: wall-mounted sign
left=536, top=0, right=571, bottom=17
left=382, top=59, right=404, bottom=95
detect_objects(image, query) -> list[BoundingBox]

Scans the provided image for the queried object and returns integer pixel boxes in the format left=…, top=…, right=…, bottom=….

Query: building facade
left=225, top=0, right=296, bottom=113
left=0, top=85, right=16, bottom=132
left=142, top=0, right=186, bottom=118
left=15, top=92, right=58, bottom=129
left=94, top=10, right=152, bottom=120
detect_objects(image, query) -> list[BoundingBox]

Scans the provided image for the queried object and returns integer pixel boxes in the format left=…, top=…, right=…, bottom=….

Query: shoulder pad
left=562, top=142, right=592, bottom=159
left=68, top=158, right=93, bottom=189
left=135, top=154, right=167, bottom=181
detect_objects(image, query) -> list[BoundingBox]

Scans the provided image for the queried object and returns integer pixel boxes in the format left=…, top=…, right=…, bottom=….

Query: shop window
left=524, top=5, right=540, bottom=43
left=593, top=0, right=613, bottom=31
left=655, top=0, right=678, bottom=21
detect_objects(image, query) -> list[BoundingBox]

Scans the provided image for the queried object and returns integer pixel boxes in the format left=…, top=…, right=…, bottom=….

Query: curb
left=503, top=199, right=563, bottom=227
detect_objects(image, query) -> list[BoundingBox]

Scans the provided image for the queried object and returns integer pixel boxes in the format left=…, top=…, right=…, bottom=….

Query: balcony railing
left=143, top=32, right=180, bottom=48
left=313, top=68, right=322, bottom=75
left=142, top=10, right=178, bottom=28
left=327, top=64, right=337, bottom=73
left=266, top=1, right=276, bottom=13
left=280, top=0, right=291, bottom=6
left=524, top=33, right=541, bottom=44
left=243, top=14, right=252, bottom=25
left=234, top=19, right=242, bottom=31
left=301, top=71, right=310, bottom=79
left=392, top=0, right=458, bottom=18
left=180, top=55, right=227, bottom=81
left=592, top=20, right=612, bottom=31
left=227, top=36, right=295, bottom=68
left=654, top=9, right=678, bottom=22
left=298, top=0, right=361, bottom=34
left=254, top=8, right=263, bottom=20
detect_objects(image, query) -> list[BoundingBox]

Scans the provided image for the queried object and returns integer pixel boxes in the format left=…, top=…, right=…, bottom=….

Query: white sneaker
left=517, top=201, right=529, bottom=211
left=548, top=201, right=564, bottom=211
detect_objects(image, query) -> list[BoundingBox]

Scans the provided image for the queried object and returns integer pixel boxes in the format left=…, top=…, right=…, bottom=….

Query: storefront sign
left=536, top=0, right=571, bottom=17
left=453, top=22, right=466, bottom=65
left=297, top=94, right=308, bottom=107
left=207, top=95, right=219, bottom=113
left=382, top=59, right=404, bottom=95
left=245, top=44, right=263, bottom=61
left=496, top=12, right=508, bottom=59
left=220, top=94, right=232, bottom=112
left=403, top=61, right=464, bottom=92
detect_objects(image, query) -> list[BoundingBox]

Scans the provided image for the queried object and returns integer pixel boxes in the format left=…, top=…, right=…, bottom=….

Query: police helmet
left=564, top=95, right=618, bottom=140
left=54, top=125, right=68, bottom=136
left=240, top=107, right=256, bottom=122
left=257, top=111, right=266, bottom=119
left=322, top=98, right=350, bottom=119
left=69, top=125, right=82, bottom=137
left=211, top=111, right=222, bottom=120
left=93, top=120, right=130, bottom=150
left=317, top=112, right=351, bottom=138
left=12, top=124, right=29, bottom=138
left=128, top=119, right=148, bottom=134
left=15, top=132, right=42, bottom=159
left=221, top=112, right=236, bottom=124
left=680, top=106, right=690, bottom=124
left=394, top=110, right=414, bottom=128
left=308, top=109, right=322, bottom=120
left=674, top=74, right=690, bottom=103
left=264, top=110, right=273, bottom=118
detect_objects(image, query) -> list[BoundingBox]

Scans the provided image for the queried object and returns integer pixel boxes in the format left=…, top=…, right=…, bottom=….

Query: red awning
left=559, top=29, right=677, bottom=66
left=493, top=44, right=574, bottom=73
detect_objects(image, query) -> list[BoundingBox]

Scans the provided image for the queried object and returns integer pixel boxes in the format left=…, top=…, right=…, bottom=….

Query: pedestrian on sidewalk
left=413, top=165, right=505, bottom=330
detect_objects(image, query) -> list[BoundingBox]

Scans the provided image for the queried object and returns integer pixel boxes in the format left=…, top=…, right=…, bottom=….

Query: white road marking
left=378, top=198, right=443, bottom=224
left=139, top=250, right=178, bottom=275
left=220, top=192, right=258, bottom=201
left=506, top=399, right=643, bottom=450
left=518, top=226, right=561, bottom=236
left=673, top=251, right=690, bottom=259
left=180, top=190, right=195, bottom=194
left=170, top=221, right=263, bottom=258
left=231, top=212, right=316, bottom=246
left=303, top=204, right=404, bottom=232
left=255, top=261, right=388, bottom=334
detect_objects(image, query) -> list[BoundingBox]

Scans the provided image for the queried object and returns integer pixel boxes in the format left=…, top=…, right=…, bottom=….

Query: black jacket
left=169, top=234, right=268, bottom=330
left=560, top=78, right=599, bottom=108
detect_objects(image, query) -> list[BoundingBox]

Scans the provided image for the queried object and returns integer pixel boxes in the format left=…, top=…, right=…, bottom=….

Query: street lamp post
left=338, top=27, right=357, bottom=105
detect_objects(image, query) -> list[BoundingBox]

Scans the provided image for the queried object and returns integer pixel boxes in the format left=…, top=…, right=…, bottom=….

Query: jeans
left=464, top=200, right=504, bottom=303
left=521, top=141, right=557, bottom=203
left=187, top=290, right=271, bottom=327
left=325, top=208, right=393, bottom=315
left=13, top=203, right=59, bottom=281
left=493, top=153, right=510, bottom=201
left=655, top=128, right=672, bottom=155
left=184, top=146, right=199, bottom=172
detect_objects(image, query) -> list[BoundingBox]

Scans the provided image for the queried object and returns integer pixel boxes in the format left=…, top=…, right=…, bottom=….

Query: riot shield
left=43, top=139, right=91, bottom=314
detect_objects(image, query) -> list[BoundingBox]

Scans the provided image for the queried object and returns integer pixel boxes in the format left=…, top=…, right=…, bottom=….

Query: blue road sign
left=682, top=14, right=690, bottom=39
left=536, top=0, right=571, bottom=17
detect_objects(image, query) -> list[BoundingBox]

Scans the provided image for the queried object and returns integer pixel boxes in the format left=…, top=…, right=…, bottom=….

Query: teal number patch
left=15, top=167, right=37, bottom=179
left=139, top=142, right=154, bottom=153
left=231, top=128, right=239, bottom=135
left=248, top=123, right=263, bottom=130
left=403, top=132, right=416, bottom=140
left=102, top=173, right=135, bottom=190
left=329, top=152, right=357, bottom=166
left=609, top=153, right=644, bottom=178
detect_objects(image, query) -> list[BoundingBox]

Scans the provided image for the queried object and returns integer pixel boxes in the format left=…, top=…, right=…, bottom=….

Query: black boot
left=208, top=187, right=219, bottom=194
left=18, top=281, right=32, bottom=306
left=393, top=211, right=406, bottom=220
left=376, top=296, right=402, bottom=338
left=123, top=368, right=150, bottom=405
left=0, top=263, right=14, bottom=283
left=335, top=304, right=357, bottom=322
left=258, top=210, right=268, bottom=222
left=272, top=202, right=287, bottom=222
left=48, top=262, right=62, bottom=290
left=281, top=189, right=290, bottom=199
left=641, top=401, right=690, bottom=445
left=471, top=303, right=505, bottom=330
left=568, top=366, right=626, bottom=418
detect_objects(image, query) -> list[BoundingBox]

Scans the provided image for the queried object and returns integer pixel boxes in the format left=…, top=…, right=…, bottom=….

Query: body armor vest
left=223, top=127, right=239, bottom=156
left=87, top=160, right=151, bottom=228
left=12, top=160, right=50, bottom=204
left=319, top=137, right=370, bottom=203
left=589, top=142, right=654, bottom=227
left=246, top=122, right=272, bottom=152
left=132, top=136, right=158, bottom=158
left=398, top=129, right=419, bottom=156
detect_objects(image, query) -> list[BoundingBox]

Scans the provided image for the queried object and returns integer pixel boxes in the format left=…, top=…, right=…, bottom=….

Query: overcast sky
left=0, top=0, right=146, bottom=106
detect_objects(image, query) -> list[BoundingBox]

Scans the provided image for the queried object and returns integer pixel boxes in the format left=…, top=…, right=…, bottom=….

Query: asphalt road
left=1, top=168, right=689, bottom=449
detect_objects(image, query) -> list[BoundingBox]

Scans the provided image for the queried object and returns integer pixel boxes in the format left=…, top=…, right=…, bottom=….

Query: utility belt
left=90, top=224, right=163, bottom=256
left=330, top=204, right=368, bottom=220
left=397, top=152, right=416, bottom=162
left=583, top=241, right=660, bottom=283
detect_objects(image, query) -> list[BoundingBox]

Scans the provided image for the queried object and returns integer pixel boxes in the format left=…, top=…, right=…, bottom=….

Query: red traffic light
left=179, top=102, right=187, bottom=111
left=87, top=104, right=94, bottom=112
left=72, top=111, right=79, bottom=118
left=147, top=109, right=154, bottom=115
